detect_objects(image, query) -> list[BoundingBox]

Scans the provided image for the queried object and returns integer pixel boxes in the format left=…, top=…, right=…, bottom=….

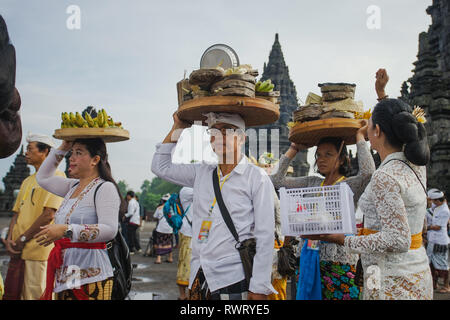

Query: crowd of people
left=0, top=68, right=449, bottom=300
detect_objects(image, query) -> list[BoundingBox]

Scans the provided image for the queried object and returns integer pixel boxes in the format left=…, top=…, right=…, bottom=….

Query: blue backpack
left=163, top=193, right=190, bottom=234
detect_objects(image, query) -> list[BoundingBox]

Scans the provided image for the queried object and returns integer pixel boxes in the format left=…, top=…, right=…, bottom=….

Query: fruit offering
left=60, top=108, right=123, bottom=129
left=255, top=79, right=275, bottom=93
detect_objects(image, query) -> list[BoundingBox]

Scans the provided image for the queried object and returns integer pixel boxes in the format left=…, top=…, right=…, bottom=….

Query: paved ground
left=1, top=214, right=449, bottom=300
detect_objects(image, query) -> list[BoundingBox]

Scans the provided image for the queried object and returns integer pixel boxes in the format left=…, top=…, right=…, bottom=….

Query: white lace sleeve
left=344, top=171, right=412, bottom=254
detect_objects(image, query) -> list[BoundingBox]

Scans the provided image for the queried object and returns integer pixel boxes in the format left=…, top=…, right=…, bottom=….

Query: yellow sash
left=359, top=228, right=422, bottom=250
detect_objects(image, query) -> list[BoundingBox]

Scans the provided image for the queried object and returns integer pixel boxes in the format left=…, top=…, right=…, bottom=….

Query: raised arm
left=270, top=143, right=318, bottom=189
left=375, top=68, right=389, bottom=101
left=36, top=142, right=78, bottom=197
left=151, top=112, right=197, bottom=187
left=344, top=121, right=376, bottom=202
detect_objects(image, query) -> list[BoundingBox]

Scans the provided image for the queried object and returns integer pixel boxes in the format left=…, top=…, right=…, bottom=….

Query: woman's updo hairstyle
left=371, top=98, right=430, bottom=166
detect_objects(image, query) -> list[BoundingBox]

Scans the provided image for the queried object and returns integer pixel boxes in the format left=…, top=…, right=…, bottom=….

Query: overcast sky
left=0, top=0, right=432, bottom=191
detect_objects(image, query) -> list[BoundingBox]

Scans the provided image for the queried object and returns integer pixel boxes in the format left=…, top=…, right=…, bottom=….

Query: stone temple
left=0, top=146, right=30, bottom=214
left=246, top=34, right=310, bottom=176
left=400, top=0, right=450, bottom=196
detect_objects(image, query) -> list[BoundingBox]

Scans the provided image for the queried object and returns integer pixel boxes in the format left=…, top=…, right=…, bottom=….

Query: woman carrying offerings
left=34, top=138, right=123, bottom=300
left=271, top=124, right=375, bottom=299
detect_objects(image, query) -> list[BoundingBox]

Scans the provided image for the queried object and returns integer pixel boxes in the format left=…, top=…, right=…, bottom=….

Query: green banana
left=75, top=112, right=85, bottom=127
left=102, top=109, right=109, bottom=128
left=85, top=113, right=95, bottom=127
left=61, top=108, right=121, bottom=129
left=258, top=81, right=270, bottom=92
left=257, top=79, right=274, bottom=92
left=97, top=109, right=105, bottom=127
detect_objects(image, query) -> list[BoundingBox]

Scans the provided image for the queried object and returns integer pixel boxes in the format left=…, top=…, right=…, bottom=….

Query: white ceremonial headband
left=26, top=132, right=56, bottom=148
left=203, top=112, right=245, bottom=131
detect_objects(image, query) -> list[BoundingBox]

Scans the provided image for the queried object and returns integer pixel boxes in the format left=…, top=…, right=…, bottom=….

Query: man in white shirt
left=152, top=112, right=276, bottom=300
left=426, top=189, right=449, bottom=293
left=125, top=191, right=141, bottom=254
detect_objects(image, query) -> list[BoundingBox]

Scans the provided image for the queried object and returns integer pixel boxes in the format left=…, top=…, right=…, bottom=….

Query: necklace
left=320, top=175, right=346, bottom=187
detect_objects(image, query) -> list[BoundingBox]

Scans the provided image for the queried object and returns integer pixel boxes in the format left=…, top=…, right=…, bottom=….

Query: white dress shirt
left=151, top=143, right=276, bottom=295
left=428, top=203, right=449, bottom=245
left=125, top=198, right=141, bottom=226
left=179, top=187, right=194, bottom=238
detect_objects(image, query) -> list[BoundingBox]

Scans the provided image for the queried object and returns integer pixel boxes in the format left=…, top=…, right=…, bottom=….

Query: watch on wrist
left=64, top=224, right=73, bottom=239
left=20, top=235, right=27, bottom=243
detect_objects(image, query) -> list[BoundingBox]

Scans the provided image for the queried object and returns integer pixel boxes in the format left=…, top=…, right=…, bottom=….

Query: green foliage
left=120, top=178, right=182, bottom=212
left=148, top=177, right=182, bottom=195
left=117, top=180, right=129, bottom=198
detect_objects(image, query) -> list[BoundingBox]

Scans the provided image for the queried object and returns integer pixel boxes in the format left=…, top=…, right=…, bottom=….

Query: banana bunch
left=61, top=108, right=123, bottom=129
left=255, top=79, right=275, bottom=92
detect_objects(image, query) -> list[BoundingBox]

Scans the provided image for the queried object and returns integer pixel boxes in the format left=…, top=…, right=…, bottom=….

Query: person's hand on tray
left=356, top=119, right=368, bottom=142
left=285, top=142, right=308, bottom=159
left=58, top=140, right=74, bottom=152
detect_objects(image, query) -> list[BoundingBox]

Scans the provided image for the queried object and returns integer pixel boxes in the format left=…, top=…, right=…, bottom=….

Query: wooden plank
left=53, top=128, right=130, bottom=143
left=289, top=118, right=365, bottom=147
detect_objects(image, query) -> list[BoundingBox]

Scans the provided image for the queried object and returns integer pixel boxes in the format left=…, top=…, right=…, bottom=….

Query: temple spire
left=246, top=34, right=309, bottom=177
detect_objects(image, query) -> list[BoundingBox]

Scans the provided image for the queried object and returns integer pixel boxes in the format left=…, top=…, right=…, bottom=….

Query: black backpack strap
left=384, top=159, right=427, bottom=196
left=212, top=168, right=240, bottom=245
left=93, top=181, right=106, bottom=209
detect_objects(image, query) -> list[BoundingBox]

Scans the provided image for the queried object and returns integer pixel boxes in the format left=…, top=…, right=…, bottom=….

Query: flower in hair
left=355, top=109, right=372, bottom=120
left=412, top=106, right=427, bottom=124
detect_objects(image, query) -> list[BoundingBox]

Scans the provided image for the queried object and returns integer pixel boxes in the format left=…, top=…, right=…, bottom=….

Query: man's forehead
left=26, top=141, right=37, bottom=148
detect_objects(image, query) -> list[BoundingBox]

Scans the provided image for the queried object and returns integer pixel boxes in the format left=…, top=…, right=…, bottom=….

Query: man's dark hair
left=127, top=191, right=135, bottom=198
left=36, top=142, right=52, bottom=156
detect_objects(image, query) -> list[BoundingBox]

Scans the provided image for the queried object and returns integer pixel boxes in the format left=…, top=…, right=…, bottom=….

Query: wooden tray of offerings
left=289, top=118, right=365, bottom=147
left=53, top=127, right=130, bottom=143
left=177, top=96, right=280, bottom=127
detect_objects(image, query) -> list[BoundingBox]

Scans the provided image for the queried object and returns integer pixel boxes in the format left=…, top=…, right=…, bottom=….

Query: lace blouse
left=344, top=152, right=433, bottom=300
left=270, top=140, right=376, bottom=265
left=36, top=149, right=120, bottom=293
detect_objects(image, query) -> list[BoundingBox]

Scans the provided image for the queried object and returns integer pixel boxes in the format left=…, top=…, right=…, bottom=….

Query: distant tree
left=117, top=180, right=129, bottom=198
left=138, top=178, right=182, bottom=211
left=149, top=177, right=182, bottom=195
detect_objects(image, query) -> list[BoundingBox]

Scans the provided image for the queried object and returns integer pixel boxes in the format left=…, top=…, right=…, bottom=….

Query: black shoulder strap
left=93, top=181, right=106, bottom=209
left=212, top=168, right=240, bottom=244
left=384, top=159, right=427, bottom=196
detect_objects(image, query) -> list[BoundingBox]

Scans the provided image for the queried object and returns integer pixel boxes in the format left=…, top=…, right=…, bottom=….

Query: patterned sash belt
left=40, top=238, right=106, bottom=300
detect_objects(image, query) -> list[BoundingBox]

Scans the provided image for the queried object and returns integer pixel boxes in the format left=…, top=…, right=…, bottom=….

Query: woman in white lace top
left=34, top=139, right=122, bottom=300
left=312, top=98, right=433, bottom=300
